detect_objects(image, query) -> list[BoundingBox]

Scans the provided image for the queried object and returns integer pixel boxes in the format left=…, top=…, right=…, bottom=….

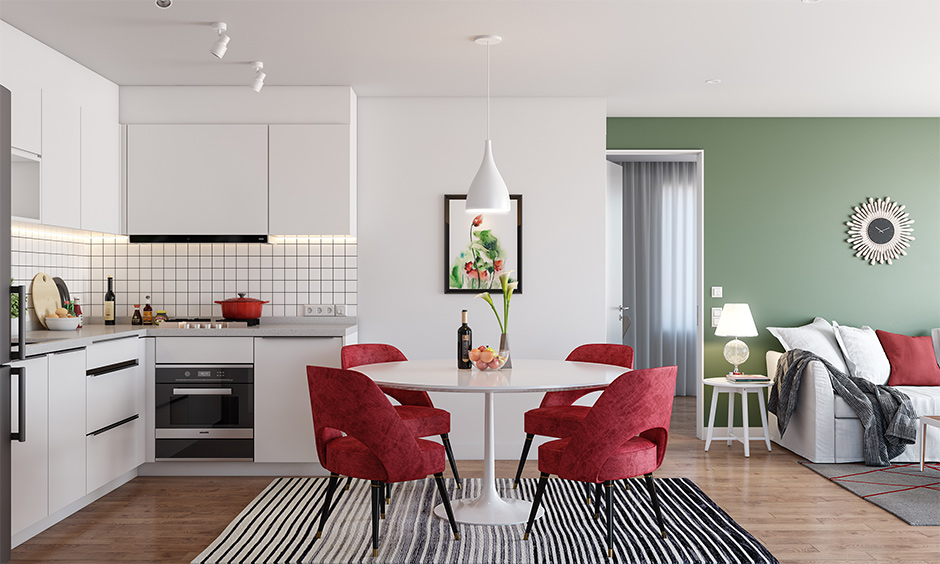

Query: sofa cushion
left=877, top=330, right=940, bottom=386
left=768, top=317, right=848, bottom=374
left=832, top=321, right=890, bottom=385
left=833, top=385, right=940, bottom=419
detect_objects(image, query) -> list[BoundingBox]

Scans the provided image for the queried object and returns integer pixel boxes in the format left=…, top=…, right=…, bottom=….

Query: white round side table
left=703, top=377, right=773, bottom=457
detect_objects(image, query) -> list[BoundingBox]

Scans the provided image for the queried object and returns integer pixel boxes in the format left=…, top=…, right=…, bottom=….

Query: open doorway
left=606, top=150, right=705, bottom=435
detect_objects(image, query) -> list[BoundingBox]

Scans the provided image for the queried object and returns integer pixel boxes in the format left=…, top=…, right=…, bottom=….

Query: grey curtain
left=622, top=161, right=697, bottom=396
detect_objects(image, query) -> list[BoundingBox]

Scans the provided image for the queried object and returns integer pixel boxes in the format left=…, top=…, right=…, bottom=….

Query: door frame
left=605, top=149, right=705, bottom=440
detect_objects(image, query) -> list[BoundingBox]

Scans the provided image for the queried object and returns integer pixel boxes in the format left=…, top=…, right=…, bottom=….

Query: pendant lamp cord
left=486, top=41, right=490, bottom=140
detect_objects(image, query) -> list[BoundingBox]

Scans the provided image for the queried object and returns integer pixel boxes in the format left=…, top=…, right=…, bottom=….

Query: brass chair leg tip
left=512, top=483, right=518, bottom=489
left=315, top=532, right=321, bottom=539
left=454, top=533, right=460, bottom=540
left=661, top=531, right=667, bottom=539
left=608, top=548, right=613, bottom=558
left=456, top=482, right=462, bottom=489
left=522, top=533, right=529, bottom=541
left=386, top=497, right=390, bottom=504
left=586, top=497, right=592, bottom=504
left=380, top=513, right=385, bottom=519
left=593, top=513, right=599, bottom=520
left=372, top=549, right=378, bottom=557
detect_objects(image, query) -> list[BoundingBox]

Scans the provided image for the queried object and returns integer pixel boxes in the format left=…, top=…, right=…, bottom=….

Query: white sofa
left=766, top=338, right=940, bottom=464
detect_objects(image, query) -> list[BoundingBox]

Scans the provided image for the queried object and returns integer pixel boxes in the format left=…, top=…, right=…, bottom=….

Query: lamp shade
left=715, top=303, right=758, bottom=337
left=466, top=140, right=511, bottom=213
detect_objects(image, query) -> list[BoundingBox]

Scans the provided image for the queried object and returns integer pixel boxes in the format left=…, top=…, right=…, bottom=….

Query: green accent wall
left=607, top=118, right=940, bottom=427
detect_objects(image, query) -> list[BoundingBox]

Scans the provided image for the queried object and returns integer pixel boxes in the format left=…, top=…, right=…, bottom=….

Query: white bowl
left=45, top=316, right=80, bottom=331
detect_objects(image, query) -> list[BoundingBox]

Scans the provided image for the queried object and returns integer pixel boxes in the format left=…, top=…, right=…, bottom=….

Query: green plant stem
left=483, top=297, right=504, bottom=334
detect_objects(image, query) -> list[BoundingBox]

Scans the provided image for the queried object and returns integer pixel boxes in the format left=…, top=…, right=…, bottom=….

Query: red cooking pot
left=215, top=293, right=269, bottom=319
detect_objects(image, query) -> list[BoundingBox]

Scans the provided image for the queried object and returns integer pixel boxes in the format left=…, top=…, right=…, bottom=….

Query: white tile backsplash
left=11, top=222, right=357, bottom=320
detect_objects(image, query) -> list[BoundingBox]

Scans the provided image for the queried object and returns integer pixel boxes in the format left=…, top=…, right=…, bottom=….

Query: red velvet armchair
left=512, top=343, right=635, bottom=489
left=522, top=365, right=677, bottom=558
left=306, top=365, right=459, bottom=557
left=341, top=344, right=461, bottom=487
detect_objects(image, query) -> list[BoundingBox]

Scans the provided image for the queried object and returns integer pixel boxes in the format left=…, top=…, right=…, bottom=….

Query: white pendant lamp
left=466, top=35, right=511, bottom=214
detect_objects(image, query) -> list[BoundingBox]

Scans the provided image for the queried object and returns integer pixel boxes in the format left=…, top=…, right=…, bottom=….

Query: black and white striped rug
left=193, top=477, right=777, bottom=564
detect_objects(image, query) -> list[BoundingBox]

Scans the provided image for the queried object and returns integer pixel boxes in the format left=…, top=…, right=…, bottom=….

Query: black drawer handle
left=10, top=366, right=26, bottom=442
left=87, top=359, right=139, bottom=377
left=88, top=414, right=139, bottom=437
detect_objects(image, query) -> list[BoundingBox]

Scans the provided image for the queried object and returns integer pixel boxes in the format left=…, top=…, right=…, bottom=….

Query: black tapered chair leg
left=441, top=434, right=462, bottom=489
left=605, top=481, right=614, bottom=558
left=379, top=481, right=386, bottom=519
left=644, top=473, right=666, bottom=539
left=385, top=482, right=391, bottom=504
left=585, top=482, right=592, bottom=504
left=523, top=473, right=550, bottom=540
left=316, top=473, right=340, bottom=539
left=513, top=434, right=535, bottom=489
left=434, top=473, right=460, bottom=540
left=343, top=475, right=353, bottom=491
left=594, top=482, right=603, bottom=519
left=370, top=481, right=380, bottom=557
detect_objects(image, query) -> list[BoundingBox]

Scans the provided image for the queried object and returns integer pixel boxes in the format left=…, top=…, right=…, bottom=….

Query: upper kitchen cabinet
left=41, top=89, right=82, bottom=229
left=269, top=125, right=356, bottom=235
left=80, top=107, right=121, bottom=233
left=0, top=22, right=42, bottom=156
left=126, top=125, right=269, bottom=235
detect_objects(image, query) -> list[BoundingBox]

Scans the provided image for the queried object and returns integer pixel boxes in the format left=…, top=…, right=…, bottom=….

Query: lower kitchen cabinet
left=48, top=349, right=87, bottom=514
left=9, top=355, right=49, bottom=536
left=87, top=417, right=141, bottom=493
left=253, top=337, right=342, bottom=463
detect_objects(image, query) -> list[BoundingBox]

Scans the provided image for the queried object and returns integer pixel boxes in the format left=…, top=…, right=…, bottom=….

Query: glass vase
left=499, top=333, right=512, bottom=369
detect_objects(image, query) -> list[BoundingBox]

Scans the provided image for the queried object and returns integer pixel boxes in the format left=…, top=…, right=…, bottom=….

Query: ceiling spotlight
left=250, top=61, right=265, bottom=93
left=210, top=22, right=230, bottom=59
left=705, top=78, right=722, bottom=84
left=155, top=0, right=171, bottom=8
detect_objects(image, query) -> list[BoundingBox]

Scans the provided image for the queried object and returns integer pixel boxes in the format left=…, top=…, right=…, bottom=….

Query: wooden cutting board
left=31, top=273, right=62, bottom=329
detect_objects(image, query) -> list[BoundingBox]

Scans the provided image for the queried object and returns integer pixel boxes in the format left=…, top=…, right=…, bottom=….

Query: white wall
left=357, top=97, right=607, bottom=458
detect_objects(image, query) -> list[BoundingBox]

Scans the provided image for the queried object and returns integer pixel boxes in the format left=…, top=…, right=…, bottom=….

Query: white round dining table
left=352, top=359, right=629, bottom=526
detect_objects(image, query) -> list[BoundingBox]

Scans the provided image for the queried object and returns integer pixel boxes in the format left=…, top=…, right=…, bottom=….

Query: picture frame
left=444, top=194, right=522, bottom=294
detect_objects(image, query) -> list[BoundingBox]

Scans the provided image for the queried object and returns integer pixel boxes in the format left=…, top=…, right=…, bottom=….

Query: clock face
left=866, top=217, right=895, bottom=244
left=846, top=197, right=914, bottom=266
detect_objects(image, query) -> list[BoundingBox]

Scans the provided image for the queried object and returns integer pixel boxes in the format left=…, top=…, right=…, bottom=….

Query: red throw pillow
left=876, top=330, right=940, bottom=386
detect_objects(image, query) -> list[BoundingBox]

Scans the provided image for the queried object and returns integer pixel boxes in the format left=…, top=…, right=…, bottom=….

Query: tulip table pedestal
left=353, top=359, right=628, bottom=525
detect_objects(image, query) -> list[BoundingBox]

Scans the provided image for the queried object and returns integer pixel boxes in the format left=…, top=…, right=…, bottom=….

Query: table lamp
left=715, top=303, right=758, bottom=375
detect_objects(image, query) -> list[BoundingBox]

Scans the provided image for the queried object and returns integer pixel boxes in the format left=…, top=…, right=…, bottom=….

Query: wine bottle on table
left=457, top=309, right=472, bottom=369
left=104, top=276, right=116, bottom=325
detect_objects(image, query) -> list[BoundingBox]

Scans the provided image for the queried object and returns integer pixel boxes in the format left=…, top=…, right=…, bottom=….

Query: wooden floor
left=11, top=397, right=939, bottom=563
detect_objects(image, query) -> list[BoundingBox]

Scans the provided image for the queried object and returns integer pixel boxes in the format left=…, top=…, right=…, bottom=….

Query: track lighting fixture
left=210, top=22, right=230, bottom=59
left=155, top=0, right=171, bottom=8
left=250, top=61, right=265, bottom=93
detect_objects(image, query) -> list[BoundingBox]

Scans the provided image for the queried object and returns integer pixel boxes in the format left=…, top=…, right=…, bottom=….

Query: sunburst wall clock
left=846, top=197, right=915, bottom=265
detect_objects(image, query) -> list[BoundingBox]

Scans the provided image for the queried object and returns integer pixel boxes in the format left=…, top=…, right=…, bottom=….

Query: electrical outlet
left=711, top=307, right=722, bottom=328
left=304, top=304, right=334, bottom=317
left=334, top=305, right=346, bottom=317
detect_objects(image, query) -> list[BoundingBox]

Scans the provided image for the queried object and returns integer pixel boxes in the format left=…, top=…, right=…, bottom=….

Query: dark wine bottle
left=104, top=276, right=116, bottom=325
left=457, top=309, right=472, bottom=369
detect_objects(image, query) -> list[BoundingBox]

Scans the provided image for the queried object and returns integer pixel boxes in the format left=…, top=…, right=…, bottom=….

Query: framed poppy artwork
left=444, top=194, right=522, bottom=294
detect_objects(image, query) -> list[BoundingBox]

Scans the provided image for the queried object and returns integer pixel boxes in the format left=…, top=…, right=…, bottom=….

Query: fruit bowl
left=45, top=316, right=80, bottom=331
left=469, top=345, right=509, bottom=371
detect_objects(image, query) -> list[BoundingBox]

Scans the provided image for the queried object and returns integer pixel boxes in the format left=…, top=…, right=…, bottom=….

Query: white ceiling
left=1, top=0, right=938, bottom=116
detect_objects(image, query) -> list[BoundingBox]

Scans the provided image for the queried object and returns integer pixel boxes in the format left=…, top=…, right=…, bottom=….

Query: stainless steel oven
left=155, top=365, right=253, bottom=461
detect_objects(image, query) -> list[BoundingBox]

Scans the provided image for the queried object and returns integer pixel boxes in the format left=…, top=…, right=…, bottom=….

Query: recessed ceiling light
left=155, top=0, right=171, bottom=8
left=802, top=0, right=822, bottom=3
left=705, top=79, right=721, bottom=85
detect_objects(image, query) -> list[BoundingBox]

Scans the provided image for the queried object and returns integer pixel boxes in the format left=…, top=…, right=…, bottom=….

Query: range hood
left=128, top=235, right=269, bottom=244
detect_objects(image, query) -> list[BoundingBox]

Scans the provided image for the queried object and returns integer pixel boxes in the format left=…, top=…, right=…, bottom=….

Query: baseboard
left=12, top=468, right=138, bottom=548
left=138, top=461, right=329, bottom=476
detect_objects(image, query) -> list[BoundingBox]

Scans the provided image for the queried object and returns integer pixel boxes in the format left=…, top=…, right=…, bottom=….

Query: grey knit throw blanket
left=768, top=349, right=917, bottom=466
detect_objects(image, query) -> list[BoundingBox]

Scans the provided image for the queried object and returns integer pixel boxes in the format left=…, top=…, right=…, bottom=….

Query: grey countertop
left=16, top=318, right=358, bottom=356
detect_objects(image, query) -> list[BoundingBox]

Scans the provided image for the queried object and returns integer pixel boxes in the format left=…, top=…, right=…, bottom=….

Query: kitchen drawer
left=156, top=337, right=254, bottom=364
left=87, top=336, right=139, bottom=370
left=86, top=416, right=141, bottom=494
left=87, top=365, right=139, bottom=434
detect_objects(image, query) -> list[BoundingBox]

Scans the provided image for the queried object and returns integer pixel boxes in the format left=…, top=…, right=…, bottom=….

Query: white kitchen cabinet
left=126, top=125, right=268, bottom=235
left=86, top=417, right=141, bottom=493
left=48, top=349, right=87, bottom=514
left=268, top=125, right=356, bottom=235
left=9, top=355, right=49, bottom=536
left=253, top=337, right=342, bottom=463
left=80, top=106, right=122, bottom=234
left=41, top=89, right=82, bottom=229
left=0, top=22, right=43, bottom=155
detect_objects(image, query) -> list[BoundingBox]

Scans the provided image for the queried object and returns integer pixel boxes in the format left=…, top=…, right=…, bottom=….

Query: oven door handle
left=172, top=388, right=233, bottom=396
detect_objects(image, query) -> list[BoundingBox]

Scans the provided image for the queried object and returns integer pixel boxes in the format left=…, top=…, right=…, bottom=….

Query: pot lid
left=215, top=293, right=269, bottom=304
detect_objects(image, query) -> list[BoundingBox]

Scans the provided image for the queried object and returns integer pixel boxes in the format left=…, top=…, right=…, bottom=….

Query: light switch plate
left=711, top=286, right=723, bottom=298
